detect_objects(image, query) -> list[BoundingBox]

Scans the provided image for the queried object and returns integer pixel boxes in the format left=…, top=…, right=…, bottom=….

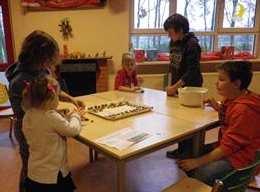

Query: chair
left=0, top=83, right=15, bottom=142
left=162, top=150, right=260, bottom=192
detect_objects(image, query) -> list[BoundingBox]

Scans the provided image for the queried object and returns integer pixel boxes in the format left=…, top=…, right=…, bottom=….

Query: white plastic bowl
left=178, top=87, right=208, bottom=107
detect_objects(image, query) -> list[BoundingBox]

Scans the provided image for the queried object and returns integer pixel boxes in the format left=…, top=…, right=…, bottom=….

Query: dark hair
left=18, top=30, right=59, bottom=70
left=22, top=75, right=58, bottom=108
left=163, top=14, right=189, bottom=33
left=216, top=61, right=253, bottom=90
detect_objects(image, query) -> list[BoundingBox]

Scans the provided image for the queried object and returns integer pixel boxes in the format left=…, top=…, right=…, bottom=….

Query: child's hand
left=57, top=108, right=71, bottom=117
left=137, top=76, right=143, bottom=86
left=134, top=86, right=141, bottom=91
left=71, top=108, right=87, bottom=120
left=204, top=97, right=219, bottom=111
left=177, top=158, right=202, bottom=172
left=77, top=108, right=87, bottom=117
left=72, top=99, right=85, bottom=110
left=166, top=85, right=178, bottom=96
left=129, top=86, right=140, bottom=92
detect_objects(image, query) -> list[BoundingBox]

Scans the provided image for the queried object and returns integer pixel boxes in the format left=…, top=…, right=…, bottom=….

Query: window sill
left=136, top=59, right=260, bottom=74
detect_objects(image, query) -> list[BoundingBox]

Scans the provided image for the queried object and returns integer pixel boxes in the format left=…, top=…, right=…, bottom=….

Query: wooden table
left=60, top=88, right=219, bottom=192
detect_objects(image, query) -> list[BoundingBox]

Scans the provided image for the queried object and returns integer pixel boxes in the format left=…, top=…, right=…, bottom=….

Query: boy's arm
left=47, top=110, right=82, bottom=137
left=166, top=80, right=184, bottom=96
left=178, top=147, right=225, bottom=171
left=219, top=105, right=253, bottom=156
left=204, top=98, right=220, bottom=111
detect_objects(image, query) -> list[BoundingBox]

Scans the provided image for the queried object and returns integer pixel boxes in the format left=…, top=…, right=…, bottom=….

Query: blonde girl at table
left=114, top=52, right=143, bottom=92
left=22, top=75, right=83, bottom=192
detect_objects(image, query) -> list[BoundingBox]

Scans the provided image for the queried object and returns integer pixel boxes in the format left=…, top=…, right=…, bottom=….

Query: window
left=223, top=0, right=256, bottom=28
left=176, top=0, right=216, bottom=32
left=133, top=0, right=170, bottom=29
left=218, top=34, right=255, bottom=53
left=130, top=0, right=260, bottom=61
left=0, top=1, right=14, bottom=70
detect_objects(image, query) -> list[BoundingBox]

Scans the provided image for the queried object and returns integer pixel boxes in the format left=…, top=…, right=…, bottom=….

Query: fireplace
left=60, top=57, right=111, bottom=96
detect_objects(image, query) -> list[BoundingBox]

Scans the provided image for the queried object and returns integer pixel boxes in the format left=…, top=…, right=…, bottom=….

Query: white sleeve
left=46, top=110, right=82, bottom=137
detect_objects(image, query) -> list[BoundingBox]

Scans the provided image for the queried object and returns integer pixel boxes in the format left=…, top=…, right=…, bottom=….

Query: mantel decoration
left=21, top=0, right=106, bottom=10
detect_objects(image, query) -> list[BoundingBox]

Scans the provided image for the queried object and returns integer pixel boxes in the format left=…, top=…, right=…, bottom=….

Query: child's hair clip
left=23, top=80, right=31, bottom=92
left=47, top=84, right=56, bottom=93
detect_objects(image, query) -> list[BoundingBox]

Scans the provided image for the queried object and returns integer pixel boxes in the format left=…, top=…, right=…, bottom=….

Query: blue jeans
left=188, top=159, right=234, bottom=186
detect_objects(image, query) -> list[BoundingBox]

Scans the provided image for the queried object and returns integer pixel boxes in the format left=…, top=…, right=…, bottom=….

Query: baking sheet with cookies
left=87, top=101, right=153, bottom=120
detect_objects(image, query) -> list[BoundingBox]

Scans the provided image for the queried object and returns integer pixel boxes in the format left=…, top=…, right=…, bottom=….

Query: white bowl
left=178, top=87, right=208, bottom=107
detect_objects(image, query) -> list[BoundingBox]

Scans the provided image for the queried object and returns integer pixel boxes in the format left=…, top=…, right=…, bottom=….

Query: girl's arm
left=59, top=90, right=85, bottom=109
left=47, top=110, right=82, bottom=137
left=137, top=76, right=143, bottom=87
left=118, top=86, right=139, bottom=92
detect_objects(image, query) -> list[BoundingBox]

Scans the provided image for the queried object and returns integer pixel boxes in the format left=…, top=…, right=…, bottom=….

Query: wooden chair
left=162, top=150, right=260, bottom=192
left=0, top=83, right=15, bottom=142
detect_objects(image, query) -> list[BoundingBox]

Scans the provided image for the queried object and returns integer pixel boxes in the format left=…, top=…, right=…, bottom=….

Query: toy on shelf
left=64, top=50, right=108, bottom=59
left=68, top=52, right=86, bottom=59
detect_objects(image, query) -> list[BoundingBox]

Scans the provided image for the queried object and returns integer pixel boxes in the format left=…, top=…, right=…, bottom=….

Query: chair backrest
left=212, top=150, right=260, bottom=192
left=0, top=83, right=11, bottom=109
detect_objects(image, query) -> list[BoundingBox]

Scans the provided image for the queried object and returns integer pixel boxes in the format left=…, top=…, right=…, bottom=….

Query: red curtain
left=0, top=0, right=14, bottom=71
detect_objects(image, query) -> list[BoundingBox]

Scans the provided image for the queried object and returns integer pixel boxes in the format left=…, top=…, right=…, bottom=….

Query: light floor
left=0, top=118, right=258, bottom=192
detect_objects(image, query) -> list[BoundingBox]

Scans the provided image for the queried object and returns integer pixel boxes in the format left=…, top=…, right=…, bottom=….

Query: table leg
left=94, top=150, right=98, bottom=160
left=192, top=130, right=206, bottom=157
left=116, top=160, right=125, bottom=192
left=89, top=148, right=94, bottom=162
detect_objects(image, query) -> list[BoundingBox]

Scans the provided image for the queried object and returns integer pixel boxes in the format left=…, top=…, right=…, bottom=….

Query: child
left=114, top=52, right=143, bottom=92
left=164, top=13, right=203, bottom=96
left=22, top=75, right=82, bottom=192
left=163, top=13, right=203, bottom=159
left=178, top=61, right=260, bottom=186
left=5, top=30, right=84, bottom=192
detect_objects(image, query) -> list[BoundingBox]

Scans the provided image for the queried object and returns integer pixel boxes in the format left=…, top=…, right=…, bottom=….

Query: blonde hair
left=121, top=52, right=135, bottom=68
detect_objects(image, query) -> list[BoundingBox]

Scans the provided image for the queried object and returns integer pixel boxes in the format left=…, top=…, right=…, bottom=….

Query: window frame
left=129, top=0, right=260, bottom=58
left=0, top=0, right=14, bottom=71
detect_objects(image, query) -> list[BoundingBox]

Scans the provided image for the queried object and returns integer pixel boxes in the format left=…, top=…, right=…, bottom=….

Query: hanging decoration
left=59, top=18, right=73, bottom=40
